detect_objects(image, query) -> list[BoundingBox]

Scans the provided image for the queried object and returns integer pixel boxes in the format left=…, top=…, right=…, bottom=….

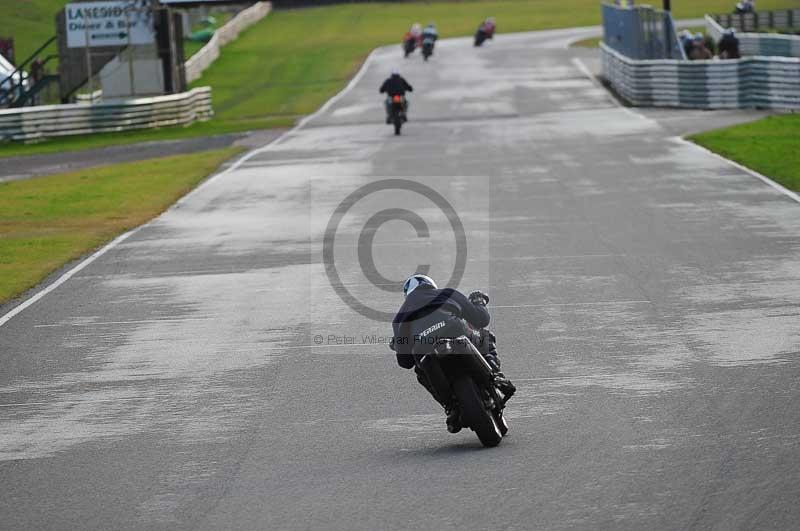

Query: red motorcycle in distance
left=402, top=30, right=421, bottom=57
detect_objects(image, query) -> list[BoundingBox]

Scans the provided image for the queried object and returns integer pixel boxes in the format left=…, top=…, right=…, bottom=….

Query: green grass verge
left=0, top=146, right=243, bottom=304
left=4, top=0, right=798, bottom=158
left=570, top=35, right=604, bottom=48
left=690, top=114, right=800, bottom=192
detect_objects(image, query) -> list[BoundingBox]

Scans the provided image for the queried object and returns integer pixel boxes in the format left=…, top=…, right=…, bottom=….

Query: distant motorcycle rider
left=402, top=23, right=423, bottom=57
left=482, top=17, right=496, bottom=35
left=410, top=22, right=423, bottom=40
left=475, top=16, right=496, bottom=46
left=422, top=22, right=438, bottom=42
left=379, top=68, right=413, bottom=124
left=391, top=274, right=516, bottom=433
left=420, top=23, right=438, bottom=60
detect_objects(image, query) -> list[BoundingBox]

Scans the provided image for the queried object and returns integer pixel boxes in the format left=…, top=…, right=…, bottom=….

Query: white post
left=84, top=18, right=93, bottom=103
left=126, top=9, right=135, bottom=97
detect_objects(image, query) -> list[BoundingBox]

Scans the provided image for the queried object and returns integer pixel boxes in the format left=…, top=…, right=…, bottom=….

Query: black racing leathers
left=379, top=75, right=414, bottom=97
left=392, top=285, right=489, bottom=369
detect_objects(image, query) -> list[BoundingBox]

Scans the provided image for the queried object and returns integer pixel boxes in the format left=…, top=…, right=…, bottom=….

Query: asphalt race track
left=2, top=29, right=799, bottom=530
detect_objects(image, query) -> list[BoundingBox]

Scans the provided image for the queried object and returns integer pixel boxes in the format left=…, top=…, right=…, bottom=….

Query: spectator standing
left=679, top=29, right=694, bottom=58
left=689, top=33, right=713, bottom=60
left=718, top=28, right=741, bottom=59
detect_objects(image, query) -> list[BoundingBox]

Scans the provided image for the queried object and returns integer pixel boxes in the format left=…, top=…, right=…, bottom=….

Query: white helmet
left=402, top=274, right=437, bottom=297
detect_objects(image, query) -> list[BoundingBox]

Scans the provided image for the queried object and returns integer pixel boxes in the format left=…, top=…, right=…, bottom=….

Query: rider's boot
left=486, top=354, right=516, bottom=403
left=477, top=329, right=516, bottom=403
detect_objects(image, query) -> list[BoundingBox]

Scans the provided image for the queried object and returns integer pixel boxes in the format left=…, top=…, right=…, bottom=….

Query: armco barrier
left=706, top=15, right=800, bottom=58
left=185, top=2, right=272, bottom=83
left=0, top=87, right=213, bottom=142
left=601, top=43, right=800, bottom=110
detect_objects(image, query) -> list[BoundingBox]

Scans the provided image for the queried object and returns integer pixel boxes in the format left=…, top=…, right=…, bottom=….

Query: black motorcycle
left=474, top=26, right=494, bottom=47
left=403, top=37, right=417, bottom=58
left=416, top=336, right=509, bottom=447
left=387, top=94, right=406, bottom=135
left=421, top=37, right=435, bottom=61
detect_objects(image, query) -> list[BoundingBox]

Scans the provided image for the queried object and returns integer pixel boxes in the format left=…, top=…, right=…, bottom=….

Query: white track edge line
left=0, top=230, right=140, bottom=328
left=0, top=50, right=378, bottom=329
left=571, top=54, right=794, bottom=204
left=570, top=57, right=599, bottom=86
left=673, top=136, right=800, bottom=205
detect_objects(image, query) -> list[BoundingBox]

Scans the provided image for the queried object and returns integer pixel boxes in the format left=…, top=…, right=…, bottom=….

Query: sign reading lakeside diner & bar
left=65, top=1, right=155, bottom=48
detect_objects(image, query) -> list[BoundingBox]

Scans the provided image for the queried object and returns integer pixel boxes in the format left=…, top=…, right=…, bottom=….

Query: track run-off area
left=1, top=28, right=799, bottom=529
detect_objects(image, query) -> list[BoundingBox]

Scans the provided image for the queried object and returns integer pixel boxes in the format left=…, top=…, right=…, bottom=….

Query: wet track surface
left=1, top=29, right=799, bottom=529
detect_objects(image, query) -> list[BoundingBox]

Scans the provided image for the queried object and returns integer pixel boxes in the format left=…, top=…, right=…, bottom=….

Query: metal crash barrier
left=601, top=43, right=800, bottom=110
left=601, top=3, right=800, bottom=110
left=0, top=86, right=213, bottom=142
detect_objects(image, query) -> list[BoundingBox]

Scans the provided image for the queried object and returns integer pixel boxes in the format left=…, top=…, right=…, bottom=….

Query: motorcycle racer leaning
left=391, top=274, right=516, bottom=433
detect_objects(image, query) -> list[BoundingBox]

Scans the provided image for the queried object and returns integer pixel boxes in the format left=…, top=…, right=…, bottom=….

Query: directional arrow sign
left=90, top=32, right=129, bottom=41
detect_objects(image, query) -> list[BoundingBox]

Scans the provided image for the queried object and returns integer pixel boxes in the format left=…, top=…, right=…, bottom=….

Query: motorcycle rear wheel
left=393, top=115, right=402, bottom=135
left=453, top=376, right=502, bottom=447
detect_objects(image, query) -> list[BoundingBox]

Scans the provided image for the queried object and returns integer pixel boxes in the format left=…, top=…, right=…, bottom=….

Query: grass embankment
left=5, top=0, right=64, bottom=66
left=690, top=114, right=800, bottom=193
left=4, top=0, right=799, bottom=158
left=0, top=147, right=242, bottom=304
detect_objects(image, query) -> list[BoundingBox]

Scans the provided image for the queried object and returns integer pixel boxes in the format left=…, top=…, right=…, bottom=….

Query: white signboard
left=66, top=1, right=155, bottom=48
